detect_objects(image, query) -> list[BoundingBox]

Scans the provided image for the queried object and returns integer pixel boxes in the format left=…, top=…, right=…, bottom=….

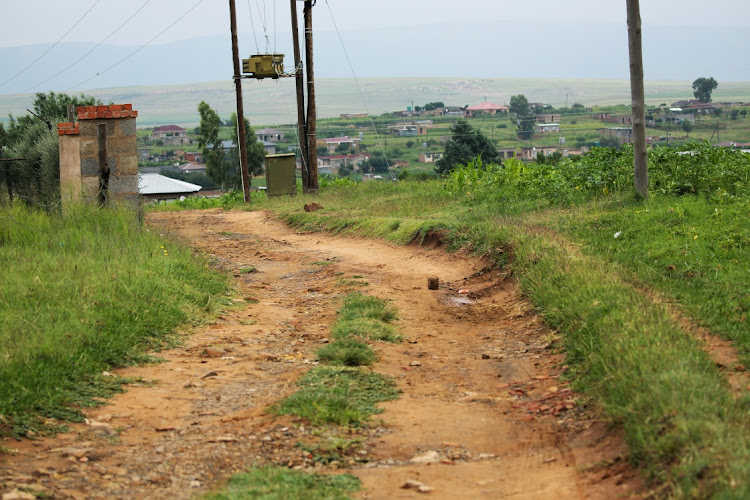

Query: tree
left=516, top=116, right=535, bottom=141
left=730, top=109, right=739, bottom=120
left=32, top=91, right=101, bottom=122
left=196, top=101, right=227, bottom=190
left=229, top=112, right=265, bottom=186
left=361, top=151, right=389, bottom=174
left=509, top=95, right=530, bottom=116
left=692, top=77, right=718, bottom=103
left=741, top=109, right=748, bottom=118
left=434, top=120, right=498, bottom=175
left=682, top=120, right=693, bottom=136
left=335, top=142, right=352, bottom=154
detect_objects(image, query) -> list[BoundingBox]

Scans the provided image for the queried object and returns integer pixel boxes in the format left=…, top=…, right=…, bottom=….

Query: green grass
left=243, top=155, right=750, bottom=497
left=272, top=366, right=399, bottom=426
left=331, top=293, right=401, bottom=342
left=202, top=465, right=360, bottom=500
left=0, top=202, right=229, bottom=437
left=316, top=339, right=377, bottom=367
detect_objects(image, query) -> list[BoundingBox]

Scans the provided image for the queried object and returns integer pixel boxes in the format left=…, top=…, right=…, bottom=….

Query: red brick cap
left=75, top=104, right=137, bottom=120
left=57, top=122, right=80, bottom=135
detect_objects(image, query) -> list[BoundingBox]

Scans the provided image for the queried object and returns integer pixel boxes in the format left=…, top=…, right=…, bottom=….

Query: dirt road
left=1, top=209, right=644, bottom=499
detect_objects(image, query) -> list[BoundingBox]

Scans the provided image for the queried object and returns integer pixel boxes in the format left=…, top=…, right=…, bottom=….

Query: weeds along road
left=2, top=209, right=645, bottom=499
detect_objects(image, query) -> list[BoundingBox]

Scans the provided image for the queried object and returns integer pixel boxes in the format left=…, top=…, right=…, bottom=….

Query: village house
left=178, top=163, right=207, bottom=174
left=535, top=114, right=562, bottom=124
left=602, top=115, right=633, bottom=125
left=535, top=123, right=560, bottom=134
left=151, top=125, right=190, bottom=145
left=520, top=146, right=558, bottom=161
left=388, top=121, right=432, bottom=137
left=418, top=152, right=443, bottom=163
left=317, top=136, right=361, bottom=153
left=184, top=152, right=204, bottom=163
left=255, top=127, right=285, bottom=142
left=497, top=147, right=518, bottom=159
left=464, top=102, right=510, bottom=118
left=138, top=173, right=201, bottom=204
left=599, top=127, right=633, bottom=144
left=317, top=154, right=371, bottom=174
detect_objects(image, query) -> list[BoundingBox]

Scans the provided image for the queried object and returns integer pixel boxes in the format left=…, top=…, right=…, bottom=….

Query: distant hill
left=2, top=77, right=750, bottom=128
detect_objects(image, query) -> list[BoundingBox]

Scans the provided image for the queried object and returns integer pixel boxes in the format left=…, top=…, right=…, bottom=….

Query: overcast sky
left=1, top=0, right=749, bottom=48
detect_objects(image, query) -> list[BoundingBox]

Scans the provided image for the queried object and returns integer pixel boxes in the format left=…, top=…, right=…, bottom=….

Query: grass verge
left=202, top=465, right=360, bottom=500
left=0, top=202, right=229, bottom=438
left=316, top=338, right=377, bottom=367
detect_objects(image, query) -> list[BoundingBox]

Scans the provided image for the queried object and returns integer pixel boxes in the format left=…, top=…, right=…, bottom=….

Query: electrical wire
left=323, top=0, right=394, bottom=179
left=0, top=0, right=102, bottom=90
left=65, top=0, right=207, bottom=92
left=247, top=0, right=261, bottom=53
left=23, top=0, right=153, bottom=93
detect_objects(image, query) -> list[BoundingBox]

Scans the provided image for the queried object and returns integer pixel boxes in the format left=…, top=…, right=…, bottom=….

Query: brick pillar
left=76, top=104, right=140, bottom=208
left=58, top=122, right=81, bottom=206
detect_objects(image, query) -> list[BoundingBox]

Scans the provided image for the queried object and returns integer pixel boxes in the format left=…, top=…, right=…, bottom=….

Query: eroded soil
left=1, top=209, right=647, bottom=499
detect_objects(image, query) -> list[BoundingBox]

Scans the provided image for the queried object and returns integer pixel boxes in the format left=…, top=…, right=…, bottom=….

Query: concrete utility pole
left=229, top=0, right=252, bottom=203
left=626, top=0, right=648, bottom=198
left=304, top=0, right=319, bottom=193
left=290, top=0, right=309, bottom=189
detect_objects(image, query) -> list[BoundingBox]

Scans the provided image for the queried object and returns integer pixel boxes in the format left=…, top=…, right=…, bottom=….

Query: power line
left=323, top=0, right=393, bottom=178
left=66, top=0, right=207, bottom=92
left=24, top=0, right=153, bottom=93
left=0, top=0, right=102, bottom=90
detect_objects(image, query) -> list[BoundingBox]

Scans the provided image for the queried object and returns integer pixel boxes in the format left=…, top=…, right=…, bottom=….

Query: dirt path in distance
left=1, top=209, right=646, bottom=499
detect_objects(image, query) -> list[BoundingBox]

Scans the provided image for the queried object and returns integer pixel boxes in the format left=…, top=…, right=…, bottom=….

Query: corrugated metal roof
left=138, top=173, right=202, bottom=195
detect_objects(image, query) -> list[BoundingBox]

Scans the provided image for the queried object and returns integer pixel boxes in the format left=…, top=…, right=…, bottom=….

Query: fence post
left=98, top=123, right=109, bottom=206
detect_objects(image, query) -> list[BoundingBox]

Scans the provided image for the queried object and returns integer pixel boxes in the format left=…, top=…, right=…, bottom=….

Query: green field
left=3, top=77, right=750, bottom=127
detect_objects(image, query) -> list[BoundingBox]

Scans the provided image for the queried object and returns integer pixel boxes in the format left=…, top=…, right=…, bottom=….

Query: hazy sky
left=1, top=0, right=749, bottom=48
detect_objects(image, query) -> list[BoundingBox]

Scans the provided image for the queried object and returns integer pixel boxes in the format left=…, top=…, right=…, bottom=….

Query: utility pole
left=626, top=0, right=648, bottom=199
left=304, top=0, right=318, bottom=193
left=290, top=0, right=308, bottom=190
left=229, top=0, right=252, bottom=203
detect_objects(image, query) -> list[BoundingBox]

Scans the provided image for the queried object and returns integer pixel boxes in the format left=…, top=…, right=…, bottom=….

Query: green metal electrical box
left=241, top=54, right=284, bottom=79
left=265, top=153, right=296, bottom=196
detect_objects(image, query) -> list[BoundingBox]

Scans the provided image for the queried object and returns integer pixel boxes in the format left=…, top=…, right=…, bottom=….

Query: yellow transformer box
left=242, top=54, right=285, bottom=79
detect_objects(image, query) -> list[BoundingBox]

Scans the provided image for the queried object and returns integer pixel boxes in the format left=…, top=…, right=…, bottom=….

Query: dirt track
left=1, top=209, right=645, bottom=499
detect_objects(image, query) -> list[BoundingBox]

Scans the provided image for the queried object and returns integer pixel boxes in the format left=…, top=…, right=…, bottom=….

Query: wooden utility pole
left=290, top=0, right=309, bottom=189
left=304, top=0, right=319, bottom=193
left=229, top=0, right=252, bottom=203
left=626, top=0, right=648, bottom=198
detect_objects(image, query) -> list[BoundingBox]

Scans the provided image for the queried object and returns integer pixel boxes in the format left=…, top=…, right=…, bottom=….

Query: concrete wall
left=57, top=123, right=81, bottom=202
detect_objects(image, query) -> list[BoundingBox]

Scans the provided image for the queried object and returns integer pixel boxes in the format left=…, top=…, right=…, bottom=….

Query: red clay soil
left=1, top=209, right=648, bottom=499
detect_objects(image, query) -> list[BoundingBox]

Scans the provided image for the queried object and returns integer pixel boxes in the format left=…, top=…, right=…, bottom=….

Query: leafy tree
left=32, top=91, right=101, bottom=123
left=692, top=77, right=718, bottom=103
left=682, top=120, right=693, bottom=136
left=434, top=120, right=498, bottom=175
left=741, top=109, right=748, bottom=118
left=509, top=95, right=530, bottom=116
left=730, top=109, right=739, bottom=120
left=571, top=103, right=585, bottom=110
left=317, top=145, right=329, bottom=156
left=406, top=140, right=415, bottom=148
left=229, top=112, right=266, bottom=186
left=361, top=151, right=389, bottom=174
left=335, top=142, right=352, bottom=154
left=338, top=164, right=353, bottom=177
left=197, top=101, right=227, bottom=189
left=516, top=116, right=535, bottom=141
left=423, top=101, right=445, bottom=111
left=598, top=136, right=621, bottom=149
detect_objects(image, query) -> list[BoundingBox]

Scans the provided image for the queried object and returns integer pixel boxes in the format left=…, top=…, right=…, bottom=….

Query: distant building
left=255, top=128, right=285, bottom=142
left=497, top=147, right=518, bottom=159
left=418, top=152, right=443, bottom=163
left=535, top=123, right=560, bottom=134
left=317, top=154, right=371, bottom=174
left=317, top=136, right=361, bottom=153
left=520, top=146, right=558, bottom=161
left=602, top=115, right=633, bottom=125
left=152, top=125, right=190, bottom=145
left=388, top=121, right=432, bottom=137
left=178, top=163, right=207, bottom=174
left=340, top=113, right=369, bottom=119
left=138, top=173, right=201, bottom=203
left=535, top=114, right=561, bottom=124
left=464, top=102, right=509, bottom=118
left=184, top=152, right=204, bottom=163
left=599, top=127, right=633, bottom=144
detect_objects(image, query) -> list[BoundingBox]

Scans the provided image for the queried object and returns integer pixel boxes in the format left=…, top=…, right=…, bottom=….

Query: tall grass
left=0, top=202, right=228, bottom=437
